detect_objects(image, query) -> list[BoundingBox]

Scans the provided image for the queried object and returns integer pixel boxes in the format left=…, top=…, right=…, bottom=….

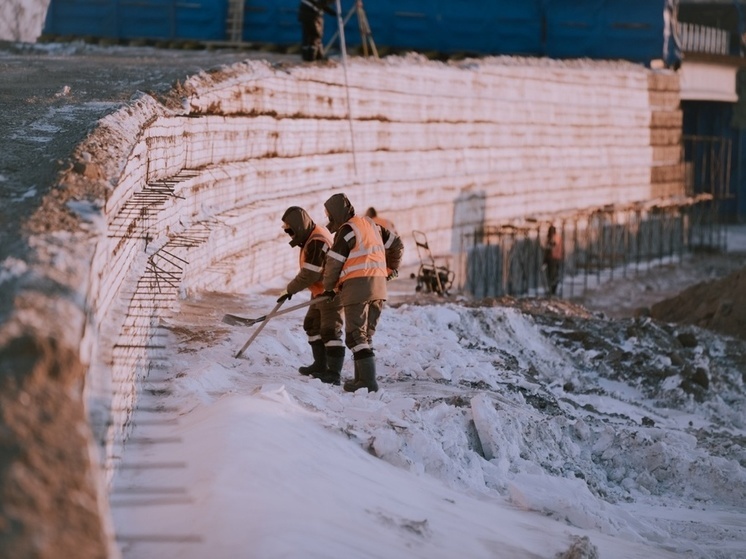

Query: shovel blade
left=222, top=314, right=261, bottom=327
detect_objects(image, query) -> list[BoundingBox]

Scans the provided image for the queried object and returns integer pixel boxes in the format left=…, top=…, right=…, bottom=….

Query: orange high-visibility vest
left=338, top=216, right=387, bottom=284
left=300, top=225, right=333, bottom=296
left=372, top=215, right=396, bottom=234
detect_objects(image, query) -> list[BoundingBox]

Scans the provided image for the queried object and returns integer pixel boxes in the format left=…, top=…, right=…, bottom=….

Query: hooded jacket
left=322, top=194, right=404, bottom=305
left=282, top=206, right=332, bottom=296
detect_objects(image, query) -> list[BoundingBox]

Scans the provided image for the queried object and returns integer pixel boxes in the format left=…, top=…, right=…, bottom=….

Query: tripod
left=324, top=0, right=378, bottom=58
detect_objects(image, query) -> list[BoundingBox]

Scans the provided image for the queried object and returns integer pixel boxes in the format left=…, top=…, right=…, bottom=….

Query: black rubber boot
left=344, top=356, right=378, bottom=393
left=299, top=342, right=326, bottom=376
left=342, top=362, right=360, bottom=393
left=312, top=346, right=344, bottom=386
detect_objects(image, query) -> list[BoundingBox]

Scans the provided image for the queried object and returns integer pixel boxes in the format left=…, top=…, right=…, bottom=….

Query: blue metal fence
left=545, top=0, right=668, bottom=62
left=43, top=0, right=678, bottom=65
left=360, top=0, right=543, bottom=55
left=44, top=0, right=227, bottom=41
left=242, top=2, right=296, bottom=44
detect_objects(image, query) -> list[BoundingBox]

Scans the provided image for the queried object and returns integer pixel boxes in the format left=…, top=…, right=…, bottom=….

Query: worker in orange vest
left=322, top=194, right=404, bottom=392
left=543, top=225, right=564, bottom=296
left=365, top=207, right=398, bottom=235
left=278, top=206, right=344, bottom=381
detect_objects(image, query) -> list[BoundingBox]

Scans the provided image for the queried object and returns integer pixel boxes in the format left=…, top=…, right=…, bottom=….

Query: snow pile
left=112, top=283, right=746, bottom=559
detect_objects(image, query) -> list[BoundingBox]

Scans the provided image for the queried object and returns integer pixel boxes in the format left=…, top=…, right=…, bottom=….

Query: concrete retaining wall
left=87, top=54, right=682, bottom=481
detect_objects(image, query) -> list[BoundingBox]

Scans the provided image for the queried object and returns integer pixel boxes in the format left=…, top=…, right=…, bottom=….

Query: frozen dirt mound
left=650, top=264, right=746, bottom=342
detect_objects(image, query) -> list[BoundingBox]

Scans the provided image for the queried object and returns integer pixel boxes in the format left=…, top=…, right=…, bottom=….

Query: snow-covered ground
left=111, top=227, right=746, bottom=559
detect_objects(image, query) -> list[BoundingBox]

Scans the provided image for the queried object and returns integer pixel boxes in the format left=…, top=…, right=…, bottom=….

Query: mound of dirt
left=650, top=265, right=746, bottom=341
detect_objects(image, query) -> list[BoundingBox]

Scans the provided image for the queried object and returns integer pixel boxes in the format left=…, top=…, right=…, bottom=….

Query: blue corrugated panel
left=44, top=0, right=118, bottom=37
left=599, top=0, right=666, bottom=61
left=44, top=0, right=226, bottom=41
left=493, top=0, right=544, bottom=55
left=43, top=0, right=673, bottom=64
left=545, top=0, right=668, bottom=62
left=438, top=0, right=543, bottom=55
left=243, top=2, right=298, bottom=44
left=360, top=0, right=436, bottom=50
left=360, top=0, right=542, bottom=55
left=544, top=0, right=605, bottom=59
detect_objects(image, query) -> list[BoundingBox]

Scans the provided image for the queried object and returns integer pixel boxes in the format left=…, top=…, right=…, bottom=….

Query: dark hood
left=324, top=193, right=355, bottom=234
left=281, top=206, right=315, bottom=247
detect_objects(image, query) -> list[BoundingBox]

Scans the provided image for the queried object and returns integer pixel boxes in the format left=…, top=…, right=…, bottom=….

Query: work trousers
left=342, top=299, right=383, bottom=356
left=303, top=297, right=343, bottom=345
left=299, top=7, right=324, bottom=61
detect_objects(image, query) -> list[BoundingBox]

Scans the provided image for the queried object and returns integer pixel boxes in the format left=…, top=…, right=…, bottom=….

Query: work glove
left=277, top=290, right=292, bottom=304
left=386, top=269, right=398, bottom=281
left=321, top=290, right=337, bottom=301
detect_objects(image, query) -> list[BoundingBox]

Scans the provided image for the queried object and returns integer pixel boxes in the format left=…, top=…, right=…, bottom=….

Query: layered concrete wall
left=2, top=54, right=682, bottom=554
left=87, top=54, right=683, bottom=481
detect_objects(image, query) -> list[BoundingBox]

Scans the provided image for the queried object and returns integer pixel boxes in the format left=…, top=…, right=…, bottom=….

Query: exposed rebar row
left=459, top=196, right=723, bottom=299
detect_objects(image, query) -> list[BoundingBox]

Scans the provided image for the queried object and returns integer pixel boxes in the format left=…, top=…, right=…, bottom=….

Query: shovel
left=229, top=294, right=332, bottom=358
left=233, top=299, right=285, bottom=359
left=222, top=296, right=332, bottom=327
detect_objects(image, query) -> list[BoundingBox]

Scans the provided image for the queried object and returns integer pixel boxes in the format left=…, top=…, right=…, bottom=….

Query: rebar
left=459, top=197, right=720, bottom=299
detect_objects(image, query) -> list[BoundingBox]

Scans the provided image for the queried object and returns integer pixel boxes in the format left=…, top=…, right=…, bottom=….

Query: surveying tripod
left=324, top=0, right=378, bottom=58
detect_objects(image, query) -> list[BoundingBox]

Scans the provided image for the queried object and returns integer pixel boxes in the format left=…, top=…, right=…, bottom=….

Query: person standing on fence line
left=321, top=193, right=404, bottom=392
left=297, top=0, right=337, bottom=62
left=543, top=225, right=564, bottom=296
left=278, top=206, right=345, bottom=384
left=365, top=207, right=398, bottom=235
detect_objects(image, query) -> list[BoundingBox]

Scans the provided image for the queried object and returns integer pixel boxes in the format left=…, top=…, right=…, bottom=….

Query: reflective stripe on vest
left=338, top=216, right=387, bottom=283
left=300, top=225, right=333, bottom=296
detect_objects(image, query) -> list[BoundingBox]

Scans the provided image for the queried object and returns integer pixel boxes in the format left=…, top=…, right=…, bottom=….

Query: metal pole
left=607, top=211, right=615, bottom=281
left=635, top=209, right=641, bottom=276
left=570, top=217, right=577, bottom=299
left=235, top=300, right=284, bottom=358
left=336, top=0, right=359, bottom=176
left=558, top=219, right=565, bottom=298
left=582, top=217, right=589, bottom=293
left=622, top=208, right=629, bottom=279
left=595, top=213, right=601, bottom=286
left=324, top=3, right=356, bottom=53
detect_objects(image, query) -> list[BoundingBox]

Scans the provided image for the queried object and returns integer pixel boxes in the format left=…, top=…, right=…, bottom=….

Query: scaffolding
left=325, top=0, right=378, bottom=58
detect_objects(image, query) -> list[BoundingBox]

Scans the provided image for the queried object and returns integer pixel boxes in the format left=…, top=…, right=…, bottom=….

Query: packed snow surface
left=112, top=268, right=746, bottom=559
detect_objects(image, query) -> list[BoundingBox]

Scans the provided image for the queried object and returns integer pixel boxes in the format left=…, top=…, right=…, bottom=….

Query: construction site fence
left=458, top=198, right=726, bottom=300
